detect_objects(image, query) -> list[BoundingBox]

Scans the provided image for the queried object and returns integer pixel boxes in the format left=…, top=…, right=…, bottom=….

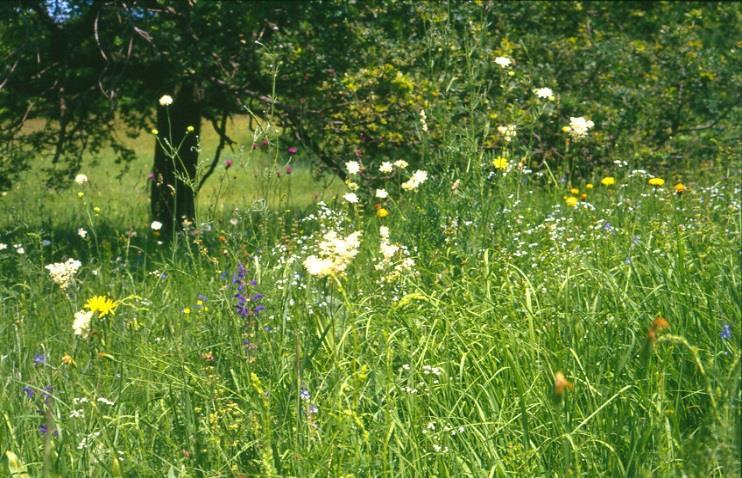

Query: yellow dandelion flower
left=151, top=128, right=159, bottom=135
left=492, top=156, right=509, bottom=170
left=648, top=177, right=665, bottom=187
left=600, top=177, right=615, bottom=187
left=565, top=196, right=578, bottom=208
left=186, top=125, right=195, bottom=133
left=183, top=307, right=191, bottom=315
left=376, top=207, right=389, bottom=218
left=674, top=183, right=685, bottom=194
left=62, top=354, right=75, bottom=365
left=585, top=183, right=594, bottom=190
left=84, top=295, right=118, bottom=317
left=569, top=187, right=579, bottom=195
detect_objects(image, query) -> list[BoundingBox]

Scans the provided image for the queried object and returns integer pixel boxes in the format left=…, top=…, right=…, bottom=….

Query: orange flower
left=554, top=371, right=573, bottom=396
left=647, top=316, right=670, bottom=344
left=674, top=183, right=686, bottom=195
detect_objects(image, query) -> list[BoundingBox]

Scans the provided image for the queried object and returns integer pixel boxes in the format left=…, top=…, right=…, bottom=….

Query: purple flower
left=602, top=222, right=614, bottom=233
left=721, top=324, right=732, bottom=340
left=285, top=165, right=293, bottom=175
left=287, top=146, right=298, bottom=155
left=308, top=404, right=319, bottom=415
left=225, top=159, right=233, bottom=169
left=34, top=353, right=47, bottom=367
left=22, top=386, right=35, bottom=399
left=300, top=389, right=310, bottom=401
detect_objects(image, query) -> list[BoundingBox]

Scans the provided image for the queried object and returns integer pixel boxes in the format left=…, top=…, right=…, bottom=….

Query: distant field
left=0, top=115, right=345, bottom=231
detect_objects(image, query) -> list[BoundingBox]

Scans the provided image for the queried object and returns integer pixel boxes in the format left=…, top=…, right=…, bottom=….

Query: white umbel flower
left=73, top=310, right=93, bottom=339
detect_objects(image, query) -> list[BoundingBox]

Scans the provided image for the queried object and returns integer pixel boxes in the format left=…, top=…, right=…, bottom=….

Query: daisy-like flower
left=375, top=189, right=388, bottom=199
left=601, top=177, right=615, bottom=186
left=379, top=161, right=394, bottom=174
left=648, top=177, right=665, bottom=187
left=77, top=228, right=88, bottom=239
left=74, top=174, right=88, bottom=185
left=492, top=156, right=509, bottom=170
left=346, top=161, right=361, bottom=175
left=494, top=56, right=512, bottom=68
left=158, top=95, right=173, bottom=106
left=343, top=192, right=359, bottom=204
left=84, top=295, right=117, bottom=317
left=150, top=221, right=163, bottom=231
left=376, top=207, right=389, bottom=218
left=564, top=196, right=578, bottom=208
left=533, top=87, right=554, bottom=100
left=72, top=310, right=93, bottom=339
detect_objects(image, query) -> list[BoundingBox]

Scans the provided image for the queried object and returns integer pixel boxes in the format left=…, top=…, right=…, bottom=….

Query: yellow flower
left=565, top=196, right=578, bottom=207
left=62, top=354, right=75, bottom=365
left=585, top=183, right=593, bottom=190
left=569, top=187, right=579, bottom=195
left=554, top=371, right=573, bottom=397
left=93, top=206, right=101, bottom=214
left=183, top=307, right=191, bottom=315
left=674, top=183, right=685, bottom=194
left=600, top=177, right=615, bottom=187
left=77, top=192, right=85, bottom=198
left=186, top=125, right=195, bottom=133
left=648, top=177, right=665, bottom=187
left=376, top=207, right=389, bottom=218
left=151, top=128, right=159, bottom=135
left=84, top=295, right=118, bottom=317
left=492, top=156, right=509, bottom=170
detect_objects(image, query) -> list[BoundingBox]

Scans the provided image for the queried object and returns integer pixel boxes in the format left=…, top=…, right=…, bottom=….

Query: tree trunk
left=150, top=85, right=201, bottom=241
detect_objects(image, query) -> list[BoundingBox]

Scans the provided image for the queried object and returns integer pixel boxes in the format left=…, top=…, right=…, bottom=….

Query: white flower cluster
left=564, top=116, right=594, bottom=140
left=73, top=310, right=93, bottom=338
left=401, top=169, right=428, bottom=191
left=45, top=258, right=82, bottom=289
left=497, top=124, right=517, bottom=142
left=494, top=56, right=512, bottom=68
left=533, top=87, right=554, bottom=100
left=379, top=160, right=408, bottom=174
left=375, top=226, right=414, bottom=282
left=304, top=230, right=362, bottom=277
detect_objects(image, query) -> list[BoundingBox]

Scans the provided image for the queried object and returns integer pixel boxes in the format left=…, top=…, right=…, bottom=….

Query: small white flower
left=343, top=192, right=359, bottom=204
left=229, top=217, right=239, bottom=226
left=393, top=160, right=409, bottom=170
left=73, top=310, right=93, bottom=339
left=77, top=228, right=88, bottom=239
left=345, top=161, right=361, bottom=175
left=379, top=161, right=394, bottom=173
left=97, top=397, right=115, bottom=406
left=69, top=409, right=85, bottom=418
left=375, top=189, right=388, bottom=199
left=534, top=87, right=554, bottom=99
left=74, top=174, right=88, bottom=185
left=497, top=124, right=517, bottom=142
left=303, top=255, right=334, bottom=277
left=0, top=243, right=6, bottom=251
left=564, top=116, right=594, bottom=140
left=494, top=56, right=512, bottom=68
left=15, top=246, right=24, bottom=255
left=150, top=221, right=163, bottom=231
left=158, top=95, right=173, bottom=106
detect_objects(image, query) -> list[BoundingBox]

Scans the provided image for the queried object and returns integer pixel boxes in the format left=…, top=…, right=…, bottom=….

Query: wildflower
left=158, top=95, right=173, bottom=106
left=648, top=177, right=665, bottom=187
left=74, top=174, right=88, bottom=185
left=393, top=160, right=409, bottom=170
left=346, top=181, right=359, bottom=191
left=494, top=56, right=512, bottom=68
left=183, top=307, right=191, bottom=315
left=451, top=179, right=461, bottom=192
left=0, top=243, right=6, bottom=250
left=376, top=207, right=389, bottom=218
left=73, top=310, right=93, bottom=338
left=533, top=87, right=554, bottom=100
left=304, top=230, right=362, bottom=277
left=45, top=258, right=82, bottom=289
left=225, top=159, right=233, bottom=169
left=343, top=192, right=359, bottom=204
left=379, top=161, right=394, bottom=173
left=97, top=397, right=115, bottom=406
left=77, top=192, right=84, bottom=198
left=497, top=124, right=517, bottom=142
left=647, top=316, right=670, bottom=344
left=674, top=183, right=685, bottom=194
left=286, top=165, right=293, bottom=175
left=580, top=193, right=588, bottom=201
left=186, top=125, right=194, bottom=133
left=375, top=189, right=388, bottom=199
left=77, top=228, right=87, bottom=239
left=492, top=156, right=509, bottom=170
left=84, top=295, right=117, bottom=317
left=720, top=324, right=732, bottom=340
left=600, top=177, right=615, bottom=187
left=150, top=221, right=163, bottom=231
left=565, top=196, right=578, bottom=208
left=553, top=371, right=573, bottom=397
left=586, top=183, right=593, bottom=190
left=34, top=353, right=47, bottom=367
left=401, top=170, right=428, bottom=191
left=569, top=187, right=579, bottom=195
left=563, top=116, right=594, bottom=140
left=288, top=146, right=298, bottom=155
left=93, top=206, right=101, bottom=214
left=62, top=354, right=74, bottom=365
left=22, top=386, right=35, bottom=398
left=419, top=109, right=429, bottom=133
left=346, top=161, right=361, bottom=175
left=151, top=128, right=158, bottom=135
left=300, top=389, right=310, bottom=401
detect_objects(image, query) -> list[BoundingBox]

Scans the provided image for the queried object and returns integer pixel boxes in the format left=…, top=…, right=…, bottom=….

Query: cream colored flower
left=45, top=258, right=82, bottom=289
left=158, top=95, right=173, bottom=106
left=564, top=116, right=594, bottom=140
left=343, top=192, right=359, bottom=204
left=494, top=56, right=512, bottom=68
left=379, top=162, right=394, bottom=173
left=346, top=161, right=361, bottom=175
left=534, top=87, right=554, bottom=100
left=73, top=310, right=93, bottom=339
left=393, top=160, right=409, bottom=170
left=375, top=189, right=388, bottom=199
left=74, top=174, right=88, bottom=185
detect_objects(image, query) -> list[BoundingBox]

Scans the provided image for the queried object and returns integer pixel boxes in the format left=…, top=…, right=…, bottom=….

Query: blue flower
left=300, top=389, right=310, bottom=401
left=22, top=386, right=35, bottom=399
left=34, top=353, right=47, bottom=367
left=720, top=324, right=732, bottom=340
